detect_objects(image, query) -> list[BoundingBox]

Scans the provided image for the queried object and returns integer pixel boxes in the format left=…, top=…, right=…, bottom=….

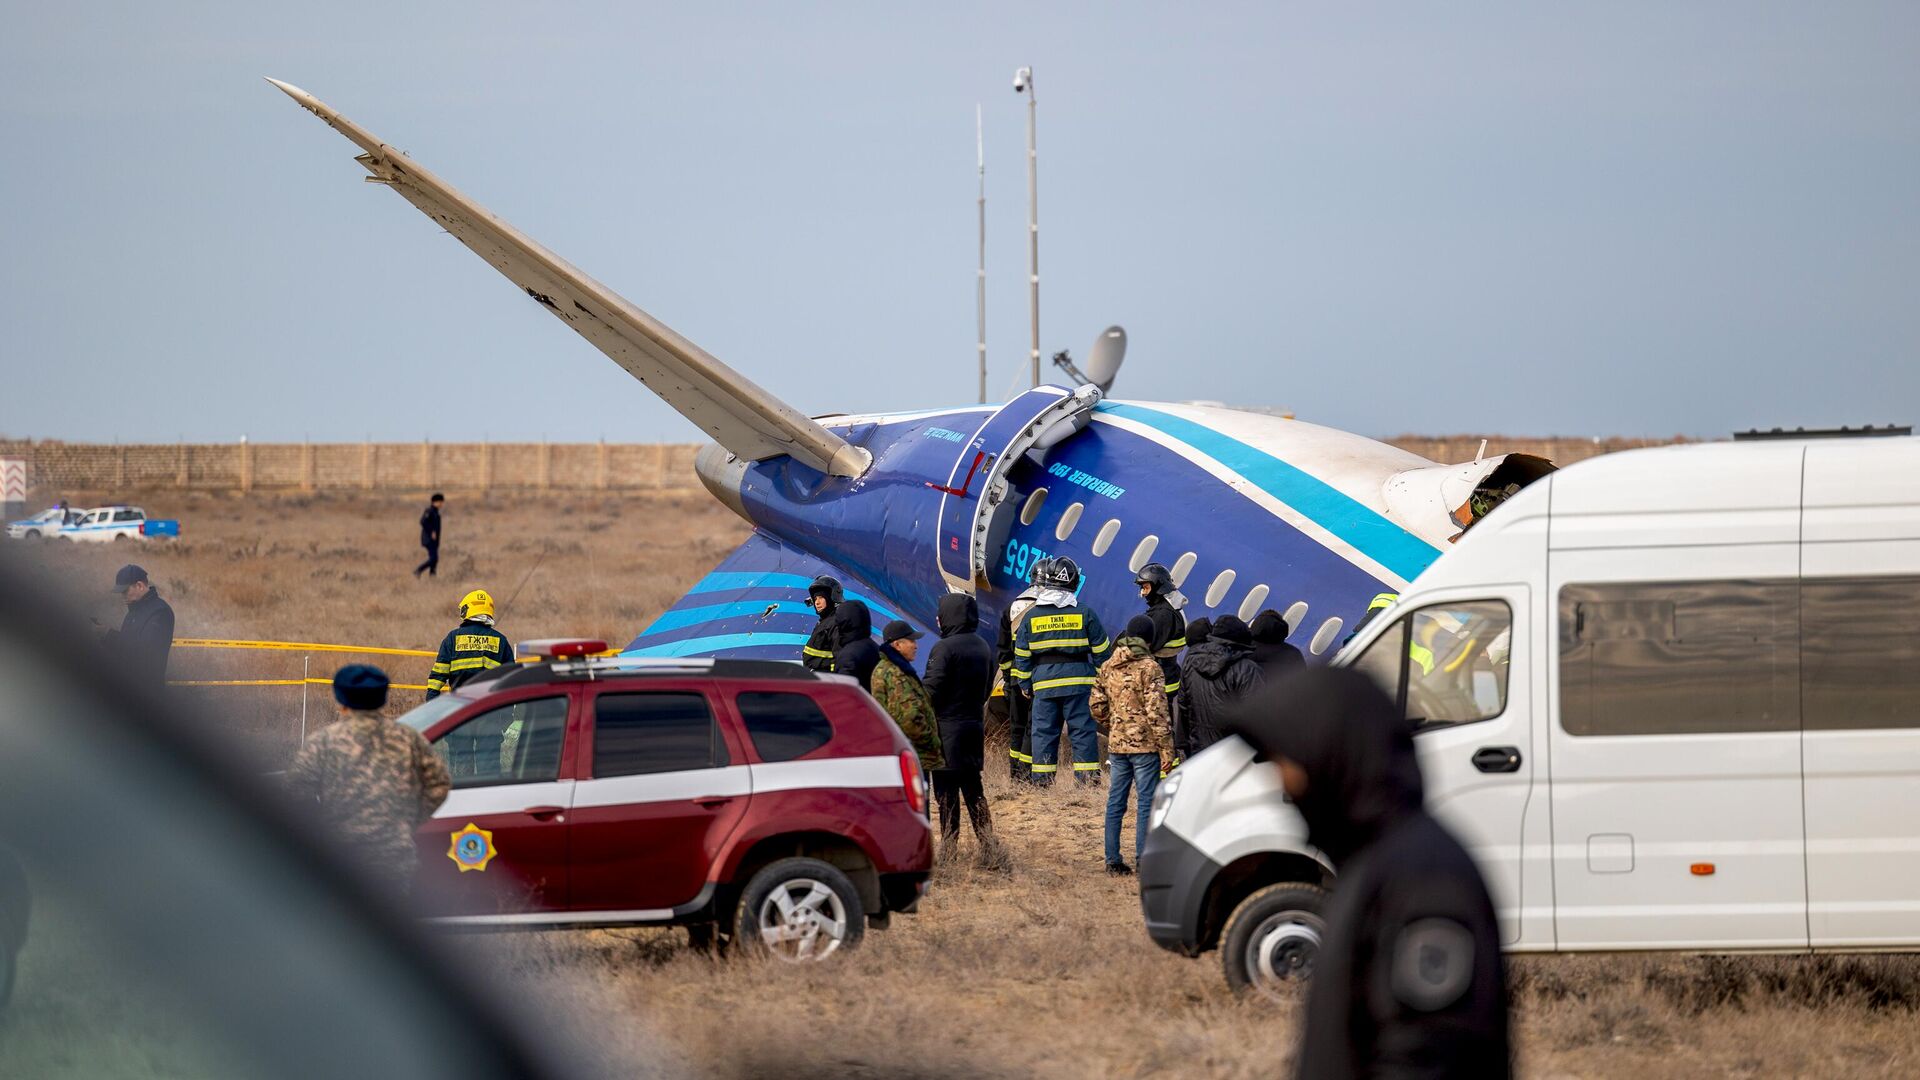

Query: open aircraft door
left=933, top=384, right=1103, bottom=593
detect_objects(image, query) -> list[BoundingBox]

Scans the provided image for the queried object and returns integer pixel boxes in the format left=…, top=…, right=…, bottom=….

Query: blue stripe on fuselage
left=1097, top=403, right=1440, bottom=583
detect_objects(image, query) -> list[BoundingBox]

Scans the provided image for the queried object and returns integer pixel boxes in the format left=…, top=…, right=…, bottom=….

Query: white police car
left=5, top=508, right=69, bottom=540
left=57, top=506, right=180, bottom=543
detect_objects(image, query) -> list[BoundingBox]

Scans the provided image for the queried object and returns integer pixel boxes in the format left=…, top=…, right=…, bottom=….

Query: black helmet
left=807, top=575, right=844, bottom=606
left=1134, top=562, right=1174, bottom=594
left=1043, top=556, right=1081, bottom=590
left=1027, top=556, right=1054, bottom=585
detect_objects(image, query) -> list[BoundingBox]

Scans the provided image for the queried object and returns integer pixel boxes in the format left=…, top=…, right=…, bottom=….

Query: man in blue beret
left=284, top=664, right=451, bottom=897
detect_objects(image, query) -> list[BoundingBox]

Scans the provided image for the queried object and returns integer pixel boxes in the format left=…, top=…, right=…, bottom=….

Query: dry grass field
left=10, top=488, right=1920, bottom=1078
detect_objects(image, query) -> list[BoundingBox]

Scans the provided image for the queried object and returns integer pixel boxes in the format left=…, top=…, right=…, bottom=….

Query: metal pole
left=1024, top=70, right=1040, bottom=388
left=299, top=654, right=309, bottom=744
left=977, top=104, right=988, bottom=404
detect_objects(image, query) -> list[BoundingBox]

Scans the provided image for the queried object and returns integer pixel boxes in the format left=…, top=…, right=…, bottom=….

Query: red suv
left=397, top=643, right=933, bottom=959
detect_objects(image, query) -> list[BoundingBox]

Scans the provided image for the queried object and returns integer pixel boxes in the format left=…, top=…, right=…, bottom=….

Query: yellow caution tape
left=169, top=677, right=432, bottom=691
left=174, top=638, right=436, bottom=658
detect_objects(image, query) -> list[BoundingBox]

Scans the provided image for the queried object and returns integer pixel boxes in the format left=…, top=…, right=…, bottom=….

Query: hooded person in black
left=922, top=593, right=1001, bottom=861
left=831, top=599, right=881, bottom=691
left=1248, top=609, right=1306, bottom=678
left=1172, top=616, right=1211, bottom=759
left=1177, top=614, right=1263, bottom=759
left=1227, top=668, right=1510, bottom=1080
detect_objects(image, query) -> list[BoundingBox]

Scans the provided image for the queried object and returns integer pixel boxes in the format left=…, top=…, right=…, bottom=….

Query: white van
left=1138, top=433, right=1920, bottom=998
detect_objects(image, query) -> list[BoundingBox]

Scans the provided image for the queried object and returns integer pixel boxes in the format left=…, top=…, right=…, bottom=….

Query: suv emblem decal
left=448, top=823, right=497, bottom=872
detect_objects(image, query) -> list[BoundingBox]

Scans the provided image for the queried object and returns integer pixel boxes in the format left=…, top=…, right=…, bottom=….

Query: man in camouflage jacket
left=1090, top=615, right=1174, bottom=873
left=873, top=620, right=943, bottom=774
left=285, top=665, right=451, bottom=897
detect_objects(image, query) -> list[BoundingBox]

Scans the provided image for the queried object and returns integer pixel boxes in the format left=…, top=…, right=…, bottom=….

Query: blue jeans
left=1105, top=753, right=1160, bottom=864
left=1029, top=693, right=1100, bottom=784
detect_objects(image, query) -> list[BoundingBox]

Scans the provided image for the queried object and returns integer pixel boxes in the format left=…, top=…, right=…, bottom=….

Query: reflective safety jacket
left=1143, top=594, right=1187, bottom=695
left=1010, top=601, right=1112, bottom=700
left=802, top=605, right=838, bottom=672
left=426, top=619, right=514, bottom=699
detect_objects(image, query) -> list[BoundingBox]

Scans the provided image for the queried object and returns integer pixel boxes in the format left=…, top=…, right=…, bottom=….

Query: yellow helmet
left=459, top=589, right=496, bottom=620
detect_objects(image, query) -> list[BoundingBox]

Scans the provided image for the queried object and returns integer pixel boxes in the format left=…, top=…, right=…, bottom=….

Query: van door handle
left=1472, top=747, right=1522, bottom=773
left=522, top=805, right=566, bottom=821
left=693, top=795, right=735, bottom=808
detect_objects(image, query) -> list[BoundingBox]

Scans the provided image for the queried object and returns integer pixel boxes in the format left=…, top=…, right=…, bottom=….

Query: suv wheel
left=733, top=857, right=864, bottom=962
left=1221, top=882, right=1327, bottom=1001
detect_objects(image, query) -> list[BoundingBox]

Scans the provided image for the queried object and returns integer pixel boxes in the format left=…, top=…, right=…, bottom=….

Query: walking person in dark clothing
left=1248, top=609, right=1306, bottom=678
left=1227, top=668, right=1510, bottom=1079
left=414, top=493, right=444, bottom=578
left=831, top=600, right=881, bottom=692
left=105, top=564, right=174, bottom=687
left=801, top=575, right=843, bottom=671
left=1176, top=614, right=1262, bottom=759
left=922, top=593, right=1002, bottom=865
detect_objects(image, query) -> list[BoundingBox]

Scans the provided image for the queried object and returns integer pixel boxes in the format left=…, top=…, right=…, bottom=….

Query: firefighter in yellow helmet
left=425, top=589, right=514, bottom=699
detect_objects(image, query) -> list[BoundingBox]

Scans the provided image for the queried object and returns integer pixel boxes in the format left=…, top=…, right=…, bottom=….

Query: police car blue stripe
left=623, top=632, right=811, bottom=658
left=1097, top=403, right=1441, bottom=583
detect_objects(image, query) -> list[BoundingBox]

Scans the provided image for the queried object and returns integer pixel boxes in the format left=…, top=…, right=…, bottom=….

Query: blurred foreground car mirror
left=0, top=557, right=573, bottom=1079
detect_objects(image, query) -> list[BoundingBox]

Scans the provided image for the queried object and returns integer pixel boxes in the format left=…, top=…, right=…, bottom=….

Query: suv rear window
left=736, top=692, right=834, bottom=762
left=592, top=692, right=726, bottom=777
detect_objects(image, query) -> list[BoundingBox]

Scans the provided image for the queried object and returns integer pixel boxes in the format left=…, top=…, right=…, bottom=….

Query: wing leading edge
left=266, top=78, right=870, bottom=479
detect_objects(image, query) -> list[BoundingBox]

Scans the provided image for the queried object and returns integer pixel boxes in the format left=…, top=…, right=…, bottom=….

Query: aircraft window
left=1019, top=488, right=1048, bottom=526
left=1054, top=501, right=1085, bottom=542
left=1170, top=552, right=1198, bottom=587
left=1283, top=600, right=1309, bottom=629
left=1309, top=617, right=1344, bottom=656
left=1091, top=519, right=1122, bottom=558
left=1237, top=584, right=1270, bottom=622
left=1205, top=569, right=1237, bottom=608
left=1128, top=535, right=1159, bottom=573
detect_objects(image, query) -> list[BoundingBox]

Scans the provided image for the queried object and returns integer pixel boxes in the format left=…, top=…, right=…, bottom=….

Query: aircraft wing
left=267, top=79, right=870, bottom=479
left=626, top=531, right=926, bottom=660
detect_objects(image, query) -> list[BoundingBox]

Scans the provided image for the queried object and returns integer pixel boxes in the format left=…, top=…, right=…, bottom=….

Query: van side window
left=1350, top=601, right=1512, bottom=732
left=1802, top=576, right=1920, bottom=730
left=1558, top=580, right=1798, bottom=736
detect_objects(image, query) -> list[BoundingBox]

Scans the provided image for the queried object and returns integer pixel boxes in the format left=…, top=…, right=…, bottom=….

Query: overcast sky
left=3, top=3, right=1916, bottom=443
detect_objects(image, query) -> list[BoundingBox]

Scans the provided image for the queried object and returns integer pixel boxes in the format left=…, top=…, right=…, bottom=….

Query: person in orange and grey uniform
left=414, top=493, right=443, bottom=579
left=1009, top=556, right=1111, bottom=787
left=994, top=560, right=1049, bottom=784
left=284, top=665, right=451, bottom=898
left=425, top=589, right=513, bottom=700
left=1091, top=614, right=1173, bottom=875
left=1176, top=614, right=1262, bottom=760
left=801, top=575, right=843, bottom=672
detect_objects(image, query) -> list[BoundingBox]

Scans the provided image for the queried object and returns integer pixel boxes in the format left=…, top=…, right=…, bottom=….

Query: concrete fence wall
left=0, top=435, right=1689, bottom=497
left=0, top=441, right=704, bottom=495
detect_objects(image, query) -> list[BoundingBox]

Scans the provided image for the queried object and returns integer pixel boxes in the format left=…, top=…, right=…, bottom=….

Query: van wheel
left=1222, top=882, right=1328, bottom=1001
left=733, top=857, right=864, bottom=962
left=21, top=530, right=38, bottom=540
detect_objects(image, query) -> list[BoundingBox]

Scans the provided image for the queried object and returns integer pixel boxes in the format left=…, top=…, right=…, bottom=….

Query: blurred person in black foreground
left=106, top=563, right=174, bottom=688
left=1227, top=668, right=1509, bottom=1079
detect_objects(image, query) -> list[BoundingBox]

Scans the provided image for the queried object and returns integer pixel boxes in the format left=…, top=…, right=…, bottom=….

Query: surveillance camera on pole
left=1014, top=67, right=1038, bottom=388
